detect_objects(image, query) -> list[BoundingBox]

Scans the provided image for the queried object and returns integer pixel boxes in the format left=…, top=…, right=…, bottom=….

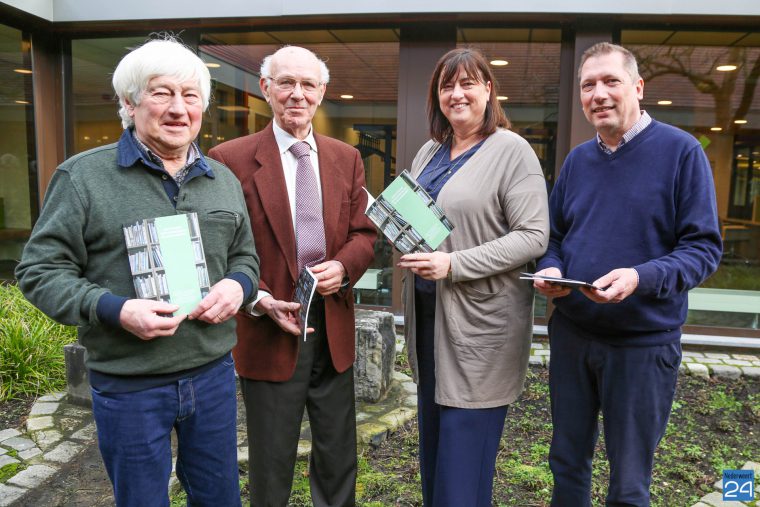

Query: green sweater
left=16, top=141, right=259, bottom=376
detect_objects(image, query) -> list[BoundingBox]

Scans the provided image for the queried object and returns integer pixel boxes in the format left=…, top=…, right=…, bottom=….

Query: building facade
left=1, top=0, right=759, bottom=339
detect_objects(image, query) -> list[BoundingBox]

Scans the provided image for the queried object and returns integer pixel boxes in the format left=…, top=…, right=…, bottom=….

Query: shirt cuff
left=244, top=289, right=272, bottom=317
left=96, top=293, right=129, bottom=328
left=224, top=272, right=254, bottom=301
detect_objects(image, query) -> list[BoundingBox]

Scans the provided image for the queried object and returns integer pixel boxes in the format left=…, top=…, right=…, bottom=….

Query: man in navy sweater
left=534, top=42, right=722, bottom=506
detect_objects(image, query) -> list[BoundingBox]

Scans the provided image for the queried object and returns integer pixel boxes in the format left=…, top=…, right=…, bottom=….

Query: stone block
left=0, top=429, right=21, bottom=443
left=296, top=440, right=311, bottom=457
left=535, top=349, right=551, bottom=356
left=354, top=310, right=396, bottom=403
left=65, top=342, right=92, bottom=408
left=723, top=359, right=752, bottom=366
left=686, top=363, right=710, bottom=379
left=742, top=461, right=760, bottom=472
left=705, top=352, right=730, bottom=359
left=26, top=416, right=54, bottom=432
left=529, top=356, right=543, bottom=366
left=711, top=364, right=741, bottom=379
left=7, top=464, right=57, bottom=489
left=733, top=354, right=758, bottom=361
left=531, top=343, right=545, bottom=349
left=70, top=423, right=96, bottom=442
left=36, top=392, right=65, bottom=403
left=0, top=448, right=6, bottom=456
left=698, top=491, right=749, bottom=506
left=17, top=448, right=42, bottom=461
left=29, top=402, right=59, bottom=416
left=682, top=351, right=705, bottom=357
left=0, top=484, right=26, bottom=507
left=3, top=437, right=36, bottom=452
left=741, top=367, right=760, bottom=379
left=0, top=455, right=19, bottom=468
left=43, top=441, right=83, bottom=463
left=32, top=429, right=63, bottom=450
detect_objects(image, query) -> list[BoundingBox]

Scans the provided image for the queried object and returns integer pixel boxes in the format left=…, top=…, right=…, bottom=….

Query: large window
left=458, top=28, right=563, bottom=320
left=0, top=24, right=36, bottom=280
left=200, top=30, right=400, bottom=307
left=622, top=30, right=760, bottom=332
left=72, top=37, right=146, bottom=154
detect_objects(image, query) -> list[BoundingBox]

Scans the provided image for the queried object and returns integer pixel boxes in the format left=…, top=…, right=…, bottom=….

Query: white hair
left=112, top=37, right=211, bottom=129
left=260, top=46, right=330, bottom=84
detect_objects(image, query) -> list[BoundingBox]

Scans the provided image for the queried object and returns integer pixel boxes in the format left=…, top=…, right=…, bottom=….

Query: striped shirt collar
left=131, top=129, right=202, bottom=185
left=597, top=110, right=651, bottom=154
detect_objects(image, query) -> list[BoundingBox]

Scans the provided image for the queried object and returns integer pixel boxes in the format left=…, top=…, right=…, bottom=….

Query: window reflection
left=624, top=31, right=760, bottom=329
left=0, top=24, right=36, bottom=280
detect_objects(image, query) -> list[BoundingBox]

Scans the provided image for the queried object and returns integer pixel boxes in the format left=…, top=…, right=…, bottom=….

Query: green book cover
left=365, top=170, right=453, bottom=254
left=123, top=213, right=210, bottom=316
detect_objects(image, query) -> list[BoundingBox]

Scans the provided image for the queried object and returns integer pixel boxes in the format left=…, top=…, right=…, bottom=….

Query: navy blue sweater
left=537, top=120, right=722, bottom=345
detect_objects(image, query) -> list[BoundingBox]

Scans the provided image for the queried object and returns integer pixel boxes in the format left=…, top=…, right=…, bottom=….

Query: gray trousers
left=239, top=301, right=357, bottom=507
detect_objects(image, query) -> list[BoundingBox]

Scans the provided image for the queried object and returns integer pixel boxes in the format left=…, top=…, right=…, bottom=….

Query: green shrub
left=0, top=283, right=77, bottom=400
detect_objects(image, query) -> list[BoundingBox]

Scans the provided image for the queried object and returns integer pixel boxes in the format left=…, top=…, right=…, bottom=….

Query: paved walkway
left=0, top=345, right=758, bottom=506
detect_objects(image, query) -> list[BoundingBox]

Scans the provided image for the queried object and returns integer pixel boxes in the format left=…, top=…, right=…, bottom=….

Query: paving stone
left=69, top=423, right=96, bottom=442
left=0, top=429, right=21, bottom=443
left=32, top=429, right=63, bottom=450
left=535, top=349, right=550, bottom=356
left=405, top=394, right=418, bottom=407
left=3, top=437, right=36, bottom=451
left=0, top=448, right=7, bottom=456
left=529, top=356, right=543, bottom=366
left=705, top=352, right=731, bottom=359
left=0, top=484, right=26, bottom=507
left=732, top=354, right=758, bottom=362
left=26, top=415, right=54, bottom=432
left=742, top=461, right=760, bottom=472
left=378, top=407, right=416, bottom=432
left=710, top=365, right=741, bottom=379
left=36, top=392, right=66, bottom=402
left=29, top=402, right=59, bottom=416
left=741, top=367, right=760, bottom=379
left=686, top=362, right=710, bottom=379
left=237, top=446, right=248, bottom=465
left=6, top=464, right=57, bottom=489
left=681, top=356, right=694, bottom=362
left=43, top=441, right=83, bottom=463
left=682, top=351, right=705, bottom=357
left=17, top=448, right=42, bottom=460
left=296, top=439, right=311, bottom=457
left=702, top=359, right=726, bottom=365
left=401, top=381, right=417, bottom=395
left=357, top=422, right=388, bottom=446
left=691, top=503, right=712, bottom=507
left=532, top=343, right=545, bottom=349
left=356, top=412, right=371, bottom=422
left=698, top=491, right=749, bottom=506
left=723, top=359, right=753, bottom=366
left=0, top=454, right=20, bottom=468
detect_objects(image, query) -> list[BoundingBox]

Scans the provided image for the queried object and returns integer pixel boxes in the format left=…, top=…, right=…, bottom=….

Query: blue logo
left=723, top=470, right=754, bottom=501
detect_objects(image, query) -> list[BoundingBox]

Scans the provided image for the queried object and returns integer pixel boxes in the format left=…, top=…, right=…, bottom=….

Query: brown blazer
left=208, top=123, right=376, bottom=381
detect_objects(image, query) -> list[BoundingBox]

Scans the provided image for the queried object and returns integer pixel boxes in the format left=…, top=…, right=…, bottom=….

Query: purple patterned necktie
left=289, top=141, right=326, bottom=271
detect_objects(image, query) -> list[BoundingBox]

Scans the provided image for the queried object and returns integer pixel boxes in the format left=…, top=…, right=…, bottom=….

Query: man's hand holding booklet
left=520, top=272, right=606, bottom=291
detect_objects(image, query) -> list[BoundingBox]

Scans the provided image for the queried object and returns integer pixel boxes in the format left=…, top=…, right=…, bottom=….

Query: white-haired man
left=17, top=38, right=259, bottom=506
left=208, top=46, right=376, bottom=506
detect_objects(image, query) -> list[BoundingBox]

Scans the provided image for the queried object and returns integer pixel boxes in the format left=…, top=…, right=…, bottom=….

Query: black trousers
left=239, top=301, right=357, bottom=507
left=548, top=312, right=681, bottom=507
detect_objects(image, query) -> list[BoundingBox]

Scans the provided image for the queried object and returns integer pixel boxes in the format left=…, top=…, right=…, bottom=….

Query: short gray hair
left=112, top=37, right=211, bottom=129
left=259, top=46, right=330, bottom=84
left=578, top=42, right=640, bottom=82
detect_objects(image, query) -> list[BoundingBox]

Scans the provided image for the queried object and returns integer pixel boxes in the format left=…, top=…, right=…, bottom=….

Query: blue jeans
left=91, top=356, right=242, bottom=507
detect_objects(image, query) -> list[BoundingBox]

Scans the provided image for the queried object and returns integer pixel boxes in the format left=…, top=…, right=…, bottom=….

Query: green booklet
left=123, top=212, right=210, bottom=315
left=365, top=170, right=454, bottom=254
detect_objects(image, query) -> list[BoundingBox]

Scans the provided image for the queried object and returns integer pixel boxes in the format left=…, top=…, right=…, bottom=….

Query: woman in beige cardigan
left=397, top=48, right=549, bottom=506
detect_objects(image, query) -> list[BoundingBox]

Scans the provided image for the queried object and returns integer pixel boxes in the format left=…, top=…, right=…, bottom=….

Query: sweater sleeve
left=15, top=169, right=113, bottom=326
left=536, top=159, right=568, bottom=274
left=633, top=144, right=722, bottom=298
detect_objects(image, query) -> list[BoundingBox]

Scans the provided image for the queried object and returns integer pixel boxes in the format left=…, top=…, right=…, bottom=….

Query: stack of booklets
left=123, top=212, right=211, bottom=315
left=365, top=170, right=454, bottom=254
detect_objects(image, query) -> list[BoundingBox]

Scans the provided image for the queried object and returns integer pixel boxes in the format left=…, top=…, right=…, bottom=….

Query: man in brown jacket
left=208, top=46, right=376, bottom=507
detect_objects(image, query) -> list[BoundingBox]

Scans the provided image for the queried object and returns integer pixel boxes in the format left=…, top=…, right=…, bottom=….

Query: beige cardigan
left=403, top=129, right=550, bottom=408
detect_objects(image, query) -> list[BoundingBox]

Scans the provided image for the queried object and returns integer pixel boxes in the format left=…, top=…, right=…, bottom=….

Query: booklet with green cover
left=365, top=170, right=454, bottom=254
left=123, top=212, right=210, bottom=315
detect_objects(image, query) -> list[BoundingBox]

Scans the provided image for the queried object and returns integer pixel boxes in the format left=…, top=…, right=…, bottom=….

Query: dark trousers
left=240, top=301, right=357, bottom=507
left=415, top=291, right=508, bottom=507
left=548, top=312, right=681, bottom=507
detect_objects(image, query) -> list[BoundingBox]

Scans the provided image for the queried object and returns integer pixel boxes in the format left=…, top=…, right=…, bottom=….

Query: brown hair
left=578, top=42, right=640, bottom=82
left=427, top=47, right=510, bottom=144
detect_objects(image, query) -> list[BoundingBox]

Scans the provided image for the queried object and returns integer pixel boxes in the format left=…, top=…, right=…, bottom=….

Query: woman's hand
left=398, top=251, right=451, bottom=280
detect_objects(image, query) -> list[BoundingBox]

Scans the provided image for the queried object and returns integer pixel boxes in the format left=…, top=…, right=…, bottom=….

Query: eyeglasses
left=268, top=76, right=322, bottom=93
